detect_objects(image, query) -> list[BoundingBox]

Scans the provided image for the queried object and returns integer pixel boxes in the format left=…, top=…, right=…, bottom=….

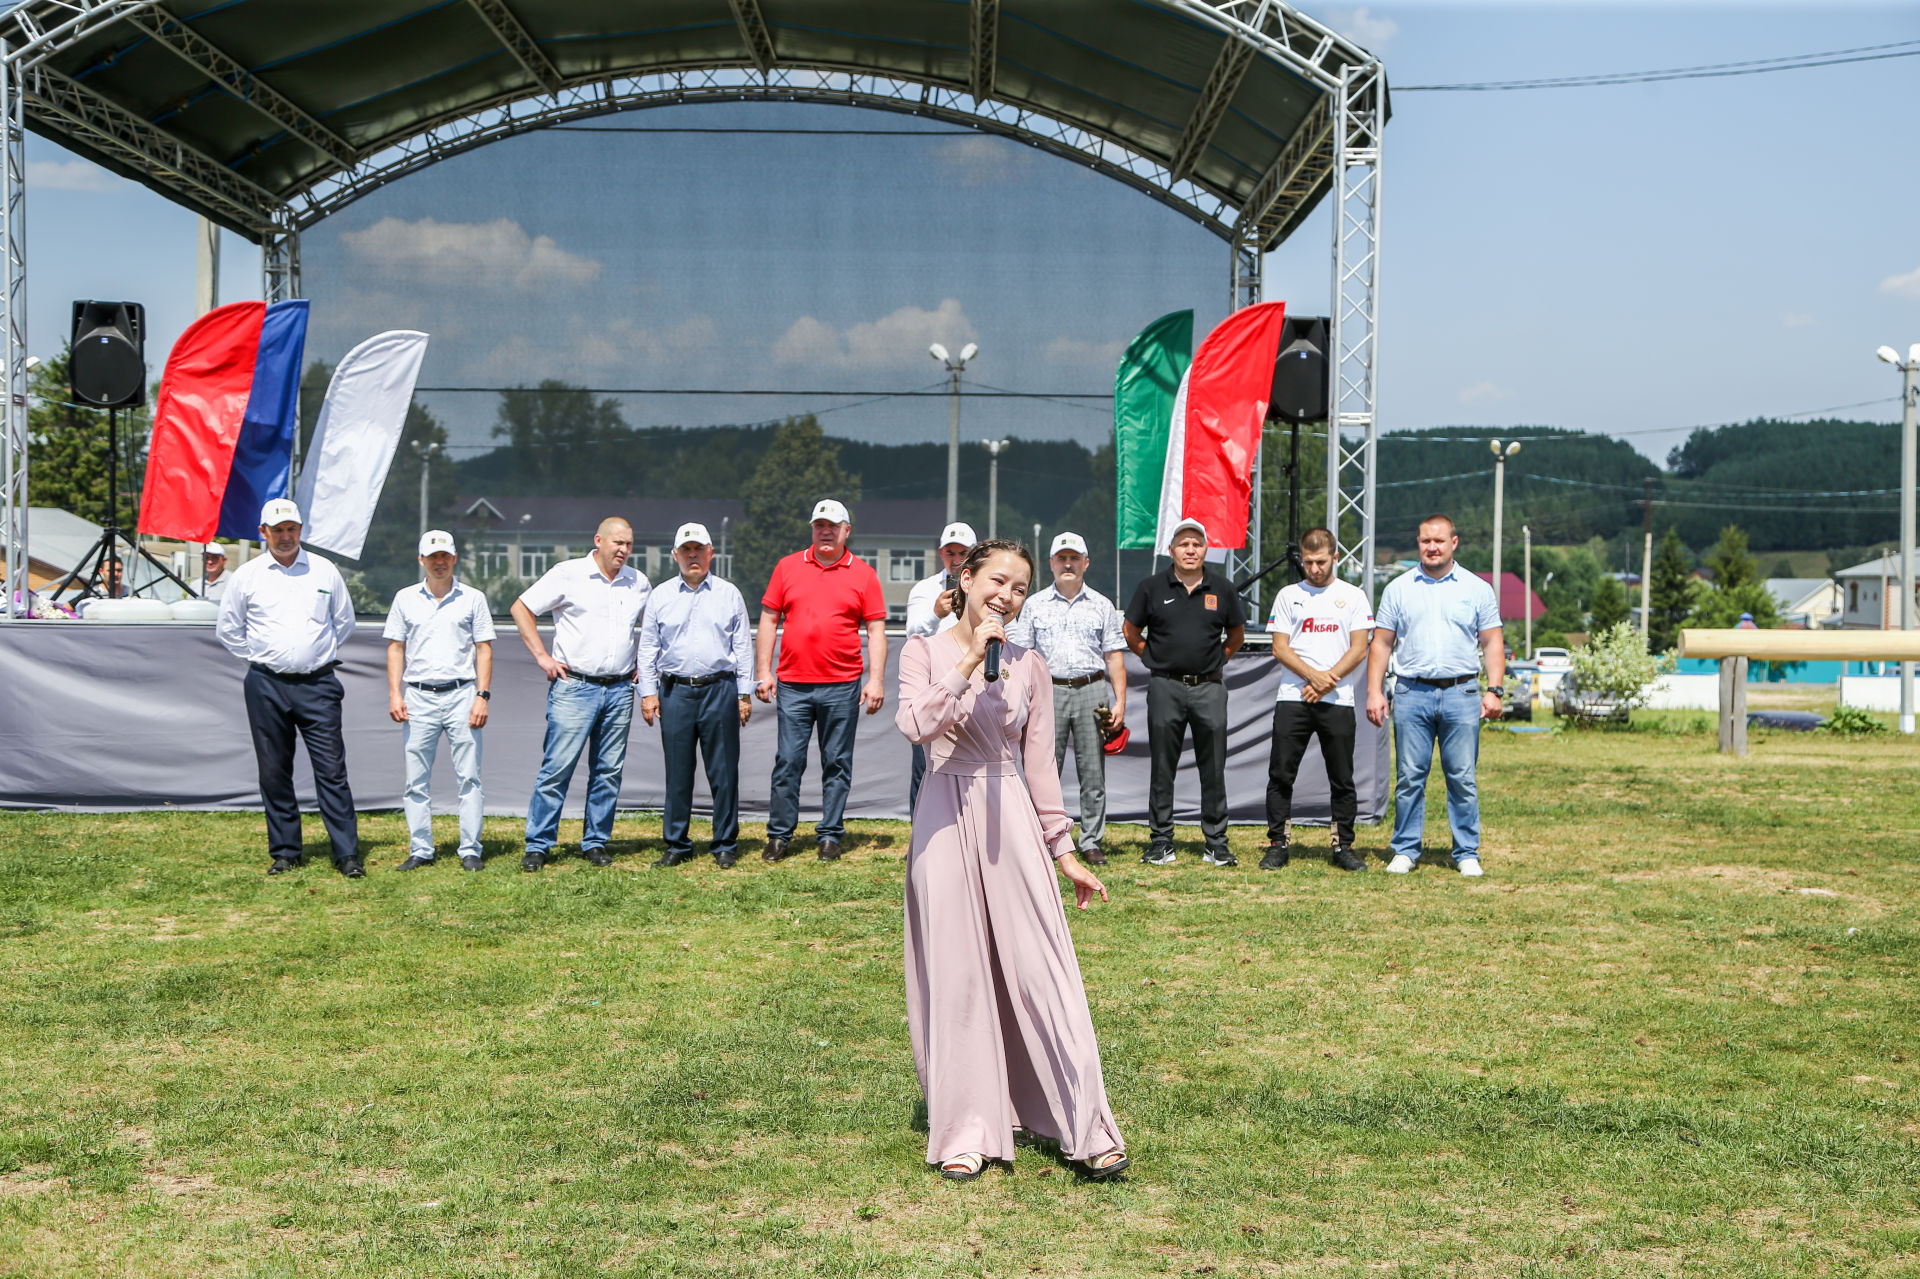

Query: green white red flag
left=1154, top=301, right=1287, bottom=551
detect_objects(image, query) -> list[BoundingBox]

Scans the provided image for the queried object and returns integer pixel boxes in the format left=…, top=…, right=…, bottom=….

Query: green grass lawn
left=3, top=722, right=1917, bottom=1276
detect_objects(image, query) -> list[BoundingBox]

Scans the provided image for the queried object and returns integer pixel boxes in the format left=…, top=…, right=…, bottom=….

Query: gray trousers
left=1146, top=676, right=1230, bottom=852
left=1052, top=681, right=1109, bottom=852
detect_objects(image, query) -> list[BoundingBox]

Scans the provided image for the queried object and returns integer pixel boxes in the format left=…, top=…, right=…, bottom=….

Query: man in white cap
left=901, top=519, right=975, bottom=812
left=1123, top=517, right=1246, bottom=867
left=511, top=516, right=651, bottom=871
left=755, top=498, right=887, bottom=862
left=638, top=521, right=754, bottom=869
left=216, top=498, right=363, bottom=877
left=1007, top=531, right=1127, bottom=866
left=383, top=530, right=495, bottom=872
left=195, top=543, right=234, bottom=601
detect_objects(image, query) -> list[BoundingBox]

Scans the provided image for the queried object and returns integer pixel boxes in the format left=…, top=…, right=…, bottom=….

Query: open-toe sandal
left=1080, top=1149, right=1129, bottom=1180
left=939, top=1152, right=988, bottom=1181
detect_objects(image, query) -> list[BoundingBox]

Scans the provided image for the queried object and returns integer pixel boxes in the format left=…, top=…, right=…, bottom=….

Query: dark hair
left=954, top=539, right=1035, bottom=614
left=1299, top=526, right=1336, bottom=554
left=1418, top=513, right=1457, bottom=537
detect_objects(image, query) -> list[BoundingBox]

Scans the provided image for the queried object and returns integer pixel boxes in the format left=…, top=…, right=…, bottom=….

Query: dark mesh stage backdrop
left=0, top=625, right=1386, bottom=830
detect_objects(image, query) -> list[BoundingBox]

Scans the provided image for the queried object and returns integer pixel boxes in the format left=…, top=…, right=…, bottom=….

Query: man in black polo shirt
left=1124, top=517, right=1246, bottom=867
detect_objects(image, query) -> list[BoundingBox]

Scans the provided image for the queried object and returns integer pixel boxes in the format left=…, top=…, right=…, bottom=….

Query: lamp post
left=1489, top=440, right=1520, bottom=621
left=412, top=440, right=441, bottom=535
left=930, top=342, right=979, bottom=524
left=1876, top=342, right=1919, bottom=734
left=1522, top=523, right=1533, bottom=660
left=982, top=438, right=1010, bottom=539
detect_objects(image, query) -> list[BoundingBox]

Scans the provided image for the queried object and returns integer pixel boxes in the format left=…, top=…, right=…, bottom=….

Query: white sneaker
left=1385, top=854, right=1415, bottom=874
left=1457, top=856, right=1484, bottom=877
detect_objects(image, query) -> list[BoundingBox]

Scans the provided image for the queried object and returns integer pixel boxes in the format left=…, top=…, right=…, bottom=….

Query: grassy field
left=2, top=719, right=1917, bottom=1276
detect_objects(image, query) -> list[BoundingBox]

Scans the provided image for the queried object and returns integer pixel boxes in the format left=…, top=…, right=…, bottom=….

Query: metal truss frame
left=0, top=0, right=1383, bottom=618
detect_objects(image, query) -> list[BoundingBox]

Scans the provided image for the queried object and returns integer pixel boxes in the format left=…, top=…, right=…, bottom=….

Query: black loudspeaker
left=1267, top=314, right=1329, bottom=424
left=69, top=300, right=146, bottom=408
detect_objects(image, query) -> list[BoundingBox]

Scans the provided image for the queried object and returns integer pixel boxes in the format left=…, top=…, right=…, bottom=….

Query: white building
left=1834, top=553, right=1920, bottom=629
left=1763, top=577, right=1841, bottom=628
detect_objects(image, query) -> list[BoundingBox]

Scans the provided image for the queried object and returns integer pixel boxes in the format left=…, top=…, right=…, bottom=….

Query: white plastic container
left=168, top=598, right=221, bottom=622
left=79, top=598, right=174, bottom=622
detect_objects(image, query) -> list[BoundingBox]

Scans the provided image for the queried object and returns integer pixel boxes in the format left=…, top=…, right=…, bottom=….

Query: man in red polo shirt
left=755, top=498, right=889, bottom=862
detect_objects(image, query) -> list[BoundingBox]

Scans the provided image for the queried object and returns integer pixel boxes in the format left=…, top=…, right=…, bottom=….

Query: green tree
left=1587, top=574, right=1630, bottom=633
left=733, top=416, right=861, bottom=611
left=491, top=381, right=630, bottom=494
left=1647, top=527, right=1696, bottom=652
left=1690, top=524, right=1779, bottom=629
left=26, top=344, right=151, bottom=527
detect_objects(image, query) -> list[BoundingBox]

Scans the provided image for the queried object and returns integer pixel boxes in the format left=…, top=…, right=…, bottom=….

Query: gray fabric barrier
left=0, top=623, right=1386, bottom=826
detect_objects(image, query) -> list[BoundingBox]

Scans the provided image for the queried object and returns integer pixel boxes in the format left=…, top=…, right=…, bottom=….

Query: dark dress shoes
left=521, top=851, right=545, bottom=873
left=761, top=836, right=793, bottom=862
left=817, top=837, right=843, bottom=861
left=266, top=854, right=306, bottom=876
left=338, top=857, right=366, bottom=879
left=714, top=849, right=739, bottom=869
left=651, top=848, right=697, bottom=869
left=1080, top=847, right=1108, bottom=866
left=584, top=847, right=614, bottom=867
left=395, top=855, right=431, bottom=872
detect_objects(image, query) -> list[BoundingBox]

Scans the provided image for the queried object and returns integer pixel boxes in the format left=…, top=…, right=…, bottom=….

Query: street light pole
left=930, top=342, right=979, bottom=524
left=1878, top=343, right=1920, bottom=734
left=413, top=440, right=441, bottom=535
left=1523, top=523, right=1533, bottom=660
left=1489, top=440, right=1520, bottom=621
left=983, top=438, right=1010, bottom=539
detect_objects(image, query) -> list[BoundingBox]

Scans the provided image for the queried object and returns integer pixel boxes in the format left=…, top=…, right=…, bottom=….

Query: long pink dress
left=895, top=630, right=1125, bottom=1167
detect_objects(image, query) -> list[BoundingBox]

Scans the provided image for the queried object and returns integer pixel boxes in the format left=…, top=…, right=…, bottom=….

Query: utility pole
left=983, top=438, right=1009, bottom=539
left=413, top=440, right=441, bottom=535
left=1878, top=344, right=1919, bottom=733
left=1523, top=524, right=1533, bottom=660
left=929, top=342, right=978, bottom=523
left=1489, top=440, right=1519, bottom=621
left=1640, top=477, right=1653, bottom=642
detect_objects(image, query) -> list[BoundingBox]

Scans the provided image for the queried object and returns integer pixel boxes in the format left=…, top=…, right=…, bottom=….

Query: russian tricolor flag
left=138, top=299, right=310, bottom=543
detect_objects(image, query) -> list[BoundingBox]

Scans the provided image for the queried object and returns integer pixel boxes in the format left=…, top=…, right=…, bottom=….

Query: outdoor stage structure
left=0, top=0, right=1385, bottom=620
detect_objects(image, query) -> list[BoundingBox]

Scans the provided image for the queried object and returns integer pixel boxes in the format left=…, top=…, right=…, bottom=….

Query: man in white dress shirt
left=195, top=543, right=234, bottom=601
left=901, top=520, right=975, bottom=813
left=638, top=522, right=754, bottom=870
left=510, top=516, right=650, bottom=871
left=384, top=530, right=495, bottom=873
left=216, top=498, right=361, bottom=877
left=1007, top=531, right=1127, bottom=866
left=1263, top=527, right=1374, bottom=872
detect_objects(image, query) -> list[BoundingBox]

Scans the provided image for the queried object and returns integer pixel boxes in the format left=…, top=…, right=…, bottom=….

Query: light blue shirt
left=1006, top=584, right=1126, bottom=679
left=636, top=573, right=755, bottom=698
left=382, top=578, right=496, bottom=682
left=1374, top=563, right=1501, bottom=680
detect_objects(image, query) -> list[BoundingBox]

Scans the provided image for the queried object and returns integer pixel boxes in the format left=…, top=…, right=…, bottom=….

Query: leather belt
left=1152, top=671, right=1222, bottom=686
left=250, top=661, right=339, bottom=681
left=663, top=671, right=731, bottom=690
left=407, top=678, right=472, bottom=693
left=1412, top=674, right=1478, bottom=689
left=573, top=670, right=635, bottom=686
left=1051, top=673, right=1103, bottom=688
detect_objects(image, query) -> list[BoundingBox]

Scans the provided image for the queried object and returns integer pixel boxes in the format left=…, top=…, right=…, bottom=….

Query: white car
left=1533, top=646, right=1572, bottom=694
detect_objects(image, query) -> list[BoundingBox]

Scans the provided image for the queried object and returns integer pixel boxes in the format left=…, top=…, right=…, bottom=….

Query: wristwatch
left=477, top=690, right=491, bottom=700
left=1487, top=685, right=1505, bottom=697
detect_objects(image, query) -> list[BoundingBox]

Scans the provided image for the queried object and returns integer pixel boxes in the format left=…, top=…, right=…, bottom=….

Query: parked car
left=1553, top=672, right=1628, bottom=723
left=1533, top=646, right=1573, bottom=696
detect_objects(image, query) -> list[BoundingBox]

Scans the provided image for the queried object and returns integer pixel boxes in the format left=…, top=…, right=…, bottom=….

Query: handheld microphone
left=984, top=637, right=1002, bottom=683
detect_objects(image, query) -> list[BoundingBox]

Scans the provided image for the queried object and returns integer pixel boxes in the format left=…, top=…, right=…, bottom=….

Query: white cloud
left=1880, top=266, right=1920, bottom=301
left=463, top=314, right=721, bottom=382
left=938, top=135, right=1034, bottom=187
left=28, top=158, right=130, bottom=193
left=339, top=216, right=602, bottom=291
left=1318, top=6, right=1397, bottom=49
left=772, top=299, right=976, bottom=370
left=1458, top=381, right=1513, bottom=406
left=1044, top=334, right=1127, bottom=369
left=1781, top=311, right=1815, bottom=328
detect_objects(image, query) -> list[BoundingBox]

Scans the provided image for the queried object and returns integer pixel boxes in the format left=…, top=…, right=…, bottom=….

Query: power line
left=414, top=385, right=1111, bottom=398
left=1398, top=38, right=1920, bottom=92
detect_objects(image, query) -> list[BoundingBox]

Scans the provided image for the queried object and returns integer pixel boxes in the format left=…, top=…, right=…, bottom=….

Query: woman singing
left=895, top=539, right=1129, bottom=1181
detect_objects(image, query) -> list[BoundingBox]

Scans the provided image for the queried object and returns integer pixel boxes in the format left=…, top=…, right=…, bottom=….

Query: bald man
left=512, top=517, right=651, bottom=871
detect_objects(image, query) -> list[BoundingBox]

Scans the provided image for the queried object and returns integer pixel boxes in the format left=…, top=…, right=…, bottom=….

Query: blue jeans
left=768, top=680, right=860, bottom=842
left=524, top=677, right=634, bottom=856
left=1389, top=677, right=1481, bottom=864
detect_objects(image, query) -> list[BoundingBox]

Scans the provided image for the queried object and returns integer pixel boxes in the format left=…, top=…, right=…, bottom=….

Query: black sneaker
left=395, top=854, right=432, bottom=872
left=1259, top=843, right=1290, bottom=870
left=1331, top=846, right=1367, bottom=872
left=266, top=854, right=305, bottom=876
left=460, top=855, right=483, bottom=872
left=1140, top=846, right=1175, bottom=866
left=338, top=857, right=366, bottom=879
left=1202, top=848, right=1238, bottom=867
left=521, top=851, right=545, bottom=873
left=583, top=847, right=613, bottom=867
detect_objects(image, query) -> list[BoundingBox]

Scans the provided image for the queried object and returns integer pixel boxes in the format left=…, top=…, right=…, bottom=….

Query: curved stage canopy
left=0, top=0, right=1387, bottom=615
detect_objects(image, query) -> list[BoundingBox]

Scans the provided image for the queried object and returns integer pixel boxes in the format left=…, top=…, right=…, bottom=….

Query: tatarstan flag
left=1153, top=300, right=1287, bottom=551
left=1112, top=310, right=1192, bottom=549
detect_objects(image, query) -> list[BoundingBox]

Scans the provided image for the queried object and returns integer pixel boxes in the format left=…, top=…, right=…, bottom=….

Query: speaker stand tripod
left=47, top=407, right=196, bottom=604
left=1232, top=416, right=1314, bottom=595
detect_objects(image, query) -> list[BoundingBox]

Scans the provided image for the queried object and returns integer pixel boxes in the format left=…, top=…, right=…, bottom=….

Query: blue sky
left=19, top=1, right=1920, bottom=467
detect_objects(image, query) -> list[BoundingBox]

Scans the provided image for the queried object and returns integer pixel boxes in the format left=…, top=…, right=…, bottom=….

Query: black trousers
left=1146, top=676, right=1230, bottom=851
left=659, top=679, right=741, bottom=855
left=243, top=667, right=359, bottom=865
left=1265, top=700, right=1358, bottom=848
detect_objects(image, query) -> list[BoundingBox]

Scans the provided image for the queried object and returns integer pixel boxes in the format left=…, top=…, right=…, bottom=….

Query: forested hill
left=1660, top=418, right=1901, bottom=550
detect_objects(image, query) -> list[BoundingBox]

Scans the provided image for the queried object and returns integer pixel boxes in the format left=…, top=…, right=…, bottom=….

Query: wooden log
left=1680, top=628, right=1920, bottom=661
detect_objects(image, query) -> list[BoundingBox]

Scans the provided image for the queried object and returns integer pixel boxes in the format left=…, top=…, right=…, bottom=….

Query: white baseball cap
left=938, top=521, right=978, bottom=549
left=418, top=529, right=457, bottom=557
left=202, top=542, right=229, bottom=558
left=259, top=498, right=303, bottom=527
left=810, top=499, right=850, bottom=525
left=1166, top=517, right=1208, bottom=549
left=674, top=521, right=713, bottom=547
left=1050, top=531, right=1088, bottom=558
